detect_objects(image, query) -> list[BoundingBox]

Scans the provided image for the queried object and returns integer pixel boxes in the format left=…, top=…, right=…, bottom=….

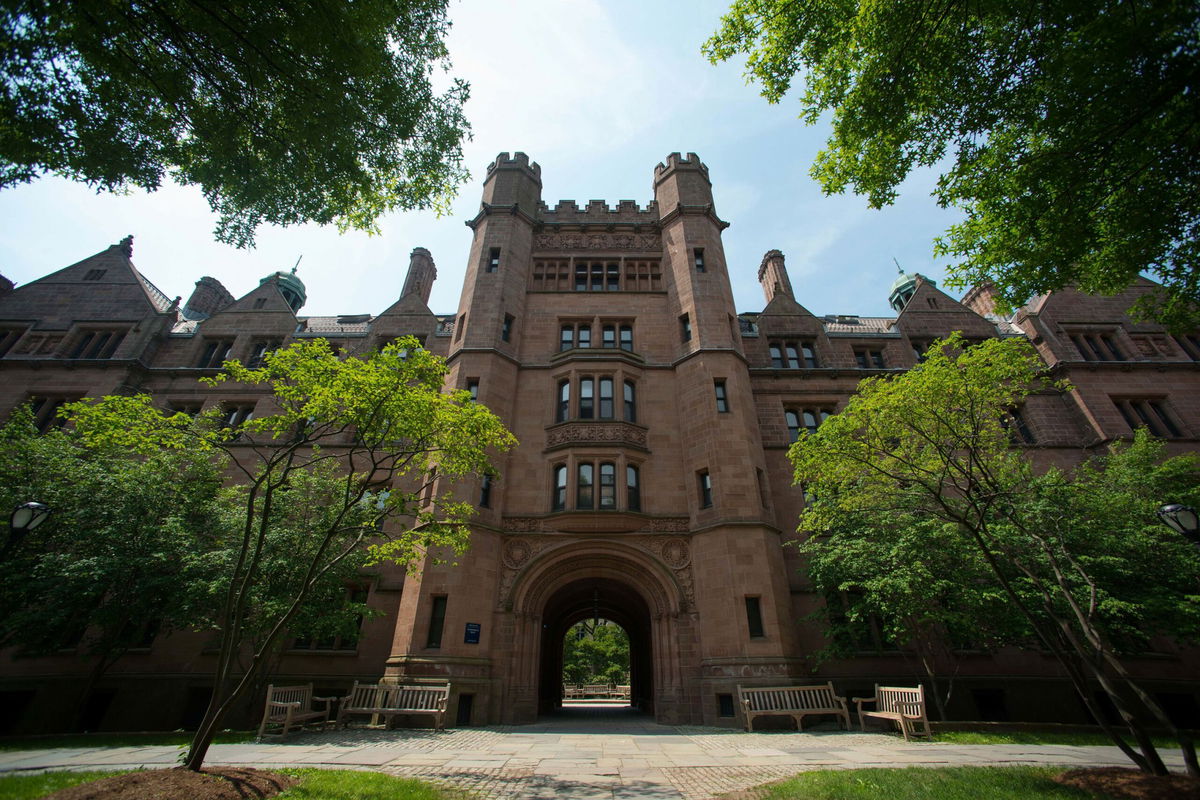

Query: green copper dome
left=260, top=268, right=307, bottom=313
left=888, top=271, right=933, bottom=312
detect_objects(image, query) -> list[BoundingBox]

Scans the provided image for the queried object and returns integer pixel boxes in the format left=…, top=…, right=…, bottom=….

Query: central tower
left=384, top=153, right=799, bottom=726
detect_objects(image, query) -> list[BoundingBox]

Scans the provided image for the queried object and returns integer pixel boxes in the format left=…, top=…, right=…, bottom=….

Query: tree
left=562, top=620, right=630, bottom=686
left=64, top=337, right=516, bottom=769
left=0, top=407, right=226, bottom=729
left=0, top=0, right=470, bottom=247
left=704, top=2, right=1200, bottom=329
left=790, top=334, right=1200, bottom=776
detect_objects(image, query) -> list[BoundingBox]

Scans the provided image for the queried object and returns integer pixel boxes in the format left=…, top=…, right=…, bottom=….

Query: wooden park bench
left=563, top=683, right=584, bottom=699
left=580, top=683, right=612, bottom=698
left=737, top=682, right=851, bottom=731
left=854, top=685, right=932, bottom=741
left=615, top=684, right=631, bottom=700
left=257, top=683, right=336, bottom=739
left=336, top=681, right=451, bottom=730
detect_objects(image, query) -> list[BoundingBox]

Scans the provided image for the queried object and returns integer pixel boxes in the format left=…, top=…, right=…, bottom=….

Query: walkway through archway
left=538, top=577, right=653, bottom=716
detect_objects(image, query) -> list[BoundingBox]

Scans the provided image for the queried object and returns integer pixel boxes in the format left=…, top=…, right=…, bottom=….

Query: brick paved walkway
left=0, top=704, right=1184, bottom=799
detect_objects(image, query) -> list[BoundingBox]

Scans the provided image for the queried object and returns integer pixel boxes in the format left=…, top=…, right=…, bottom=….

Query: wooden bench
left=580, top=683, right=611, bottom=698
left=615, top=684, right=631, bottom=700
left=336, top=681, right=450, bottom=730
left=737, top=683, right=851, bottom=731
left=854, top=685, right=932, bottom=741
left=257, top=683, right=335, bottom=739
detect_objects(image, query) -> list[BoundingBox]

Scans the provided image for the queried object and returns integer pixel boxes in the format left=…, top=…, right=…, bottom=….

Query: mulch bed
left=1053, top=767, right=1200, bottom=800
left=40, top=767, right=296, bottom=800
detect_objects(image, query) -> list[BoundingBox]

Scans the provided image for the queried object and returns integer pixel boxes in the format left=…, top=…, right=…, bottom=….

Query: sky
left=0, top=0, right=964, bottom=320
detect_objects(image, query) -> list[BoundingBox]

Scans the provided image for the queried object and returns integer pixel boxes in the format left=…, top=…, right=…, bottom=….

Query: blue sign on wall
left=464, top=622, right=481, bottom=644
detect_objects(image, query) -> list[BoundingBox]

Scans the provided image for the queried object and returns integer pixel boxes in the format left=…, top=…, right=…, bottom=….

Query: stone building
left=1, top=153, right=1198, bottom=733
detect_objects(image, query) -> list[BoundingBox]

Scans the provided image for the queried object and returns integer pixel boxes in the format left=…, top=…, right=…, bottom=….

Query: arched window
left=785, top=410, right=800, bottom=442
left=599, top=462, right=616, bottom=509
left=556, top=380, right=570, bottom=423
left=579, top=378, right=594, bottom=419
left=577, top=464, right=594, bottom=510
left=552, top=465, right=567, bottom=511
left=627, top=465, right=641, bottom=511
left=599, top=378, right=614, bottom=419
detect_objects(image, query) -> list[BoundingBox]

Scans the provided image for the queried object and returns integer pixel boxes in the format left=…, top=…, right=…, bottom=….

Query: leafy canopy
left=705, top=1, right=1200, bottom=328
left=0, top=0, right=470, bottom=246
left=791, top=334, right=1200, bottom=774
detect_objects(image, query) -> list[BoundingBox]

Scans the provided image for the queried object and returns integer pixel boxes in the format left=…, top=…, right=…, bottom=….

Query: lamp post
left=1156, top=503, right=1200, bottom=550
left=1, top=501, right=51, bottom=561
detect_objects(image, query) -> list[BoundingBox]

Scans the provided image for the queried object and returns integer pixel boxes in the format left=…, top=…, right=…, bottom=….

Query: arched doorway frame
left=505, top=539, right=688, bottom=722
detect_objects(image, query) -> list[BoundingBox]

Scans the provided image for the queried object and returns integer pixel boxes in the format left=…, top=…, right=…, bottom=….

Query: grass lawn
left=0, top=769, right=472, bottom=800
left=935, top=729, right=1180, bottom=748
left=0, top=730, right=254, bottom=751
left=745, top=766, right=1108, bottom=799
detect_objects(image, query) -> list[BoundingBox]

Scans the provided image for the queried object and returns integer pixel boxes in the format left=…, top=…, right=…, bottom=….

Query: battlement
left=758, top=249, right=785, bottom=283
left=537, top=198, right=660, bottom=225
left=653, top=152, right=709, bottom=181
left=486, top=151, right=542, bottom=181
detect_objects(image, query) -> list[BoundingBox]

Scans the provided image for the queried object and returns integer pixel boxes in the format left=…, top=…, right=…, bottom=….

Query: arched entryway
left=504, top=540, right=692, bottom=724
left=539, top=577, right=652, bottom=714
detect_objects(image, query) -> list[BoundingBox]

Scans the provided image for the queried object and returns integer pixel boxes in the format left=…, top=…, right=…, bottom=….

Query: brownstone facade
left=1, top=153, right=1198, bottom=733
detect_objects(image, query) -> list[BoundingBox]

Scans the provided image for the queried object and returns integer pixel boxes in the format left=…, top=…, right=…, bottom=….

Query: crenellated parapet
left=537, top=198, right=659, bottom=227
left=486, top=151, right=542, bottom=182
left=653, top=152, right=710, bottom=183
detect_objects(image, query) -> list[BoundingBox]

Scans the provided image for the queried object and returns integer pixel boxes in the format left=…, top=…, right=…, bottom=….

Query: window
left=1005, top=407, right=1036, bottom=444
left=479, top=474, right=493, bottom=508
left=599, top=462, right=616, bottom=509
left=602, top=325, right=616, bottom=348
left=560, top=323, right=592, bottom=351
left=756, top=468, right=769, bottom=508
left=623, top=380, right=636, bottom=422
left=248, top=339, right=280, bottom=368
left=786, top=408, right=831, bottom=441
left=29, top=396, right=71, bottom=433
left=714, top=380, right=728, bottom=412
left=487, top=247, right=500, bottom=273
left=598, top=378, right=614, bottom=419
left=680, top=313, right=691, bottom=342
left=556, top=380, right=570, bottom=423
left=578, top=325, right=591, bottom=348
left=579, top=378, right=594, bottom=419
left=1071, top=332, right=1124, bottom=361
left=455, top=314, right=465, bottom=342
left=619, top=324, right=633, bottom=352
left=911, top=339, right=932, bottom=362
left=252, top=297, right=268, bottom=309
left=694, top=248, right=706, bottom=272
left=552, top=465, right=567, bottom=511
left=573, top=261, right=622, bottom=291
left=501, top=314, right=514, bottom=342
left=83, top=269, right=106, bottom=281
left=426, top=596, right=447, bottom=648
left=627, top=465, right=641, bottom=511
left=745, top=597, right=765, bottom=638
left=222, top=403, right=255, bottom=427
left=698, top=470, right=712, bottom=508
left=1177, top=333, right=1200, bottom=360
left=577, top=463, right=594, bottom=510
left=68, top=328, right=126, bottom=359
left=421, top=467, right=437, bottom=508
left=0, top=327, right=25, bottom=357
left=1114, top=398, right=1181, bottom=438
left=197, top=339, right=233, bottom=368
left=769, top=340, right=816, bottom=368
left=466, top=379, right=479, bottom=402
left=854, top=348, right=885, bottom=368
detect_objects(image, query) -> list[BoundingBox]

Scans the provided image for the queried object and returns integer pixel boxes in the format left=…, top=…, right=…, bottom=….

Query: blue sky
left=0, top=0, right=962, bottom=319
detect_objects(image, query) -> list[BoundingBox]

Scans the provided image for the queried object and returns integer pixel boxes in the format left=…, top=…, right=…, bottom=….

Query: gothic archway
left=503, top=538, right=691, bottom=723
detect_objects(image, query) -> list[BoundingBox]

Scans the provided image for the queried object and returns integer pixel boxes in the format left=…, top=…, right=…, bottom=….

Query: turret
left=480, top=152, right=542, bottom=212
left=888, top=270, right=930, bottom=313
left=401, top=247, right=437, bottom=306
left=652, top=152, right=713, bottom=209
left=758, top=250, right=794, bottom=304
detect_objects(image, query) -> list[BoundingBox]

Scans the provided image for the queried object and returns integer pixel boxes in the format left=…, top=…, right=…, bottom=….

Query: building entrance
left=538, top=578, right=651, bottom=715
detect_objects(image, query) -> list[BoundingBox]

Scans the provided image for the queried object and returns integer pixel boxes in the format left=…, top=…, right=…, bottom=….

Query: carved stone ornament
left=502, top=539, right=533, bottom=569
left=546, top=422, right=647, bottom=448
left=503, top=518, right=543, bottom=532
left=659, top=537, right=690, bottom=570
left=534, top=233, right=661, bottom=253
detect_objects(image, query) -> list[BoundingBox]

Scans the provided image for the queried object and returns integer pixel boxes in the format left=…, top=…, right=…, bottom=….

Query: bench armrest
left=853, top=696, right=877, bottom=711
left=312, top=695, right=337, bottom=702
left=267, top=700, right=302, bottom=710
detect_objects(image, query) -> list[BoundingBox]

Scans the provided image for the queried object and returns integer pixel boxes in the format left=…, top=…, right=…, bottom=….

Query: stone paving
left=0, top=704, right=1186, bottom=799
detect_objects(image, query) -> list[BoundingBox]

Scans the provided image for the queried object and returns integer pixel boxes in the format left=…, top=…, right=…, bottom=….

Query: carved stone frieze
left=546, top=422, right=647, bottom=449
left=503, top=518, right=544, bottom=532
left=534, top=232, right=661, bottom=252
